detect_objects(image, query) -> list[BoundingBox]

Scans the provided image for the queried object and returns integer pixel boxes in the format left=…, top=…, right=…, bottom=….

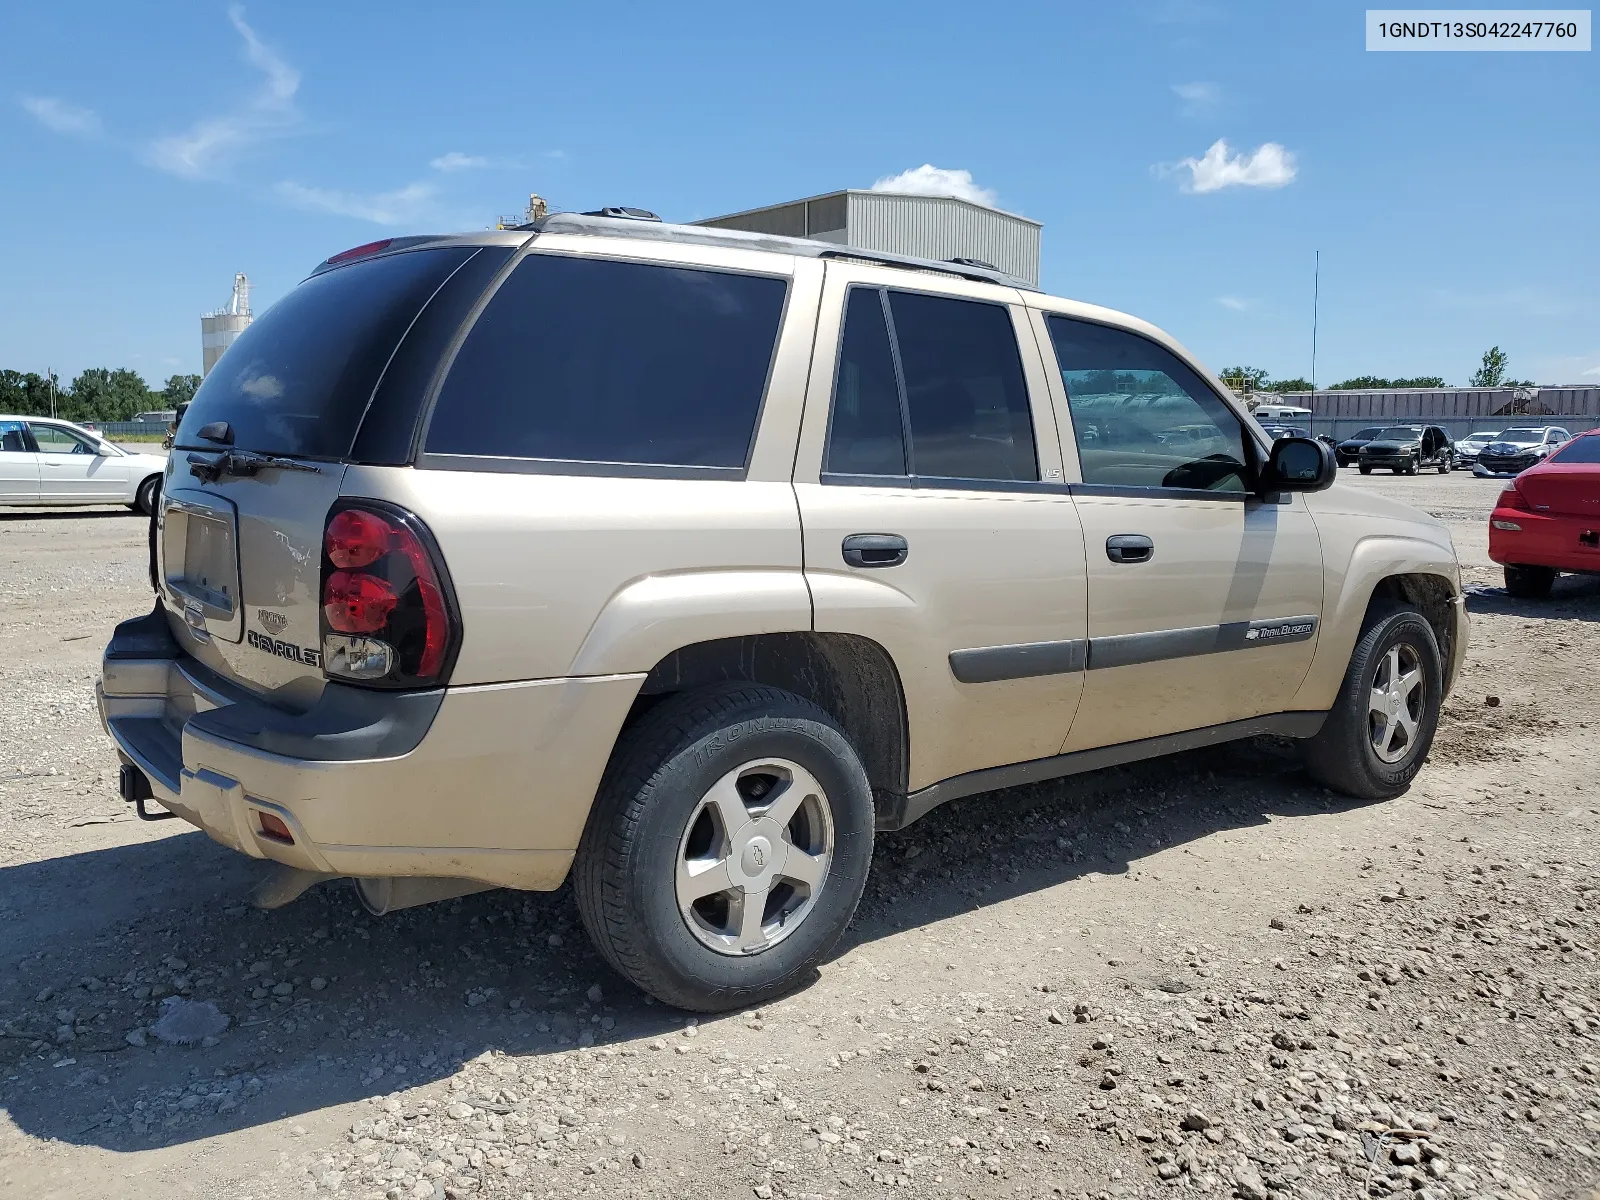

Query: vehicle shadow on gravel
left=0, top=736, right=1370, bottom=1154
left=1464, top=576, right=1600, bottom=622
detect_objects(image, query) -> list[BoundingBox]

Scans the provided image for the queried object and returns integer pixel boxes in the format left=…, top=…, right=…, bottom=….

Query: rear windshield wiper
left=186, top=449, right=323, bottom=483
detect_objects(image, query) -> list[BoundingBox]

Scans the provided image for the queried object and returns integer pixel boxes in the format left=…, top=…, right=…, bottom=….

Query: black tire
left=1504, top=564, right=1556, bottom=599
left=1301, top=607, right=1443, bottom=801
left=1436, top=460, right=1449, bottom=474
left=133, top=475, right=162, bottom=516
left=574, top=684, right=874, bottom=1012
left=1358, top=464, right=1372, bottom=475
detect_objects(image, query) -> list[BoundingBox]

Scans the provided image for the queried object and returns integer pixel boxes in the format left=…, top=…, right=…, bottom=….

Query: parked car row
left=1325, top=424, right=1578, bottom=476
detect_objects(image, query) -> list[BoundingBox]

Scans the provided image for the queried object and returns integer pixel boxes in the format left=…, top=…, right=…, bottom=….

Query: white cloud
left=275, top=180, right=438, bottom=226
left=430, top=152, right=490, bottom=172
left=150, top=5, right=300, bottom=179
left=870, top=164, right=998, bottom=208
left=1164, top=139, right=1296, bottom=193
left=1584, top=365, right=1600, bottom=377
left=1171, top=82, right=1220, bottom=117
left=21, top=96, right=101, bottom=136
left=1215, top=295, right=1252, bottom=311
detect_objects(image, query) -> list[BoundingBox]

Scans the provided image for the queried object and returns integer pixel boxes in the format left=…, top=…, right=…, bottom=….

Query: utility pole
left=1310, top=251, right=1320, bottom=392
left=47, top=368, right=57, bottom=418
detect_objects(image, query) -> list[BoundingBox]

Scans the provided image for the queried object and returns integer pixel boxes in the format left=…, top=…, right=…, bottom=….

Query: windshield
left=1463, top=430, right=1501, bottom=441
left=1550, top=436, right=1600, bottom=464
left=1348, top=427, right=1381, bottom=439
left=1497, top=428, right=1543, bottom=441
left=176, top=247, right=475, bottom=458
left=1376, top=427, right=1420, bottom=440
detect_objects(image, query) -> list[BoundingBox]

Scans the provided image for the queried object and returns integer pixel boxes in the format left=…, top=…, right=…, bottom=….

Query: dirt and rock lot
left=1, top=471, right=1596, bottom=1200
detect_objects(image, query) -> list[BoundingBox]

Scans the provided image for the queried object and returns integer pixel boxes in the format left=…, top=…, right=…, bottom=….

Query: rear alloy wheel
left=1436, top=459, right=1449, bottom=474
left=1503, top=564, right=1556, bottom=600
left=674, top=758, right=834, bottom=956
left=1302, top=607, right=1443, bottom=800
left=575, top=684, right=874, bottom=1012
left=133, top=475, right=162, bottom=516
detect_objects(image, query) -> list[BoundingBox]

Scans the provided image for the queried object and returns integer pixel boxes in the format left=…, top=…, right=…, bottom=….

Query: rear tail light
left=319, top=502, right=458, bottom=687
left=1497, top=485, right=1532, bottom=511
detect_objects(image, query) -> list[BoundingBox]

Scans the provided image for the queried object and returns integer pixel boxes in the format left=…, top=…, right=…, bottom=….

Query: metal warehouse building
left=1275, top=385, right=1600, bottom=440
left=697, top=190, right=1043, bottom=286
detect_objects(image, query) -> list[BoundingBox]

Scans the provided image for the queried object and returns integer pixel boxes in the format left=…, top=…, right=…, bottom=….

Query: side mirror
left=1261, top=436, right=1336, bottom=493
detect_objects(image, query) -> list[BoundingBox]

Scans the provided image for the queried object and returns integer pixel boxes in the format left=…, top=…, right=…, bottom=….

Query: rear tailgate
left=159, top=241, right=506, bottom=705
left=159, top=466, right=349, bottom=704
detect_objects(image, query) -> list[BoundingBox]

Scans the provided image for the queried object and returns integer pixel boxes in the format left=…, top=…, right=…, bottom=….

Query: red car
left=1489, top=429, right=1600, bottom=598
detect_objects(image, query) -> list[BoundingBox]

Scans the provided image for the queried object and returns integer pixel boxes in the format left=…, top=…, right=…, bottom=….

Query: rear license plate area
left=161, top=489, right=243, bottom=642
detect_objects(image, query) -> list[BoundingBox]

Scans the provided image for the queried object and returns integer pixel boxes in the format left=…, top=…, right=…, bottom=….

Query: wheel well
left=1363, top=572, right=1457, bottom=682
left=631, top=633, right=909, bottom=801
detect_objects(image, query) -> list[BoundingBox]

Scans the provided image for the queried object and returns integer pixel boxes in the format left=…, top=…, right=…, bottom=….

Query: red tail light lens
left=1497, top=485, right=1531, bottom=511
left=324, top=570, right=398, bottom=633
left=326, top=509, right=394, bottom=569
left=319, top=503, right=457, bottom=687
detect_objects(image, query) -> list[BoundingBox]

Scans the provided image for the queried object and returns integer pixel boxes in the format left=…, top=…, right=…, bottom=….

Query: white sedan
left=0, top=416, right=167, bottom=514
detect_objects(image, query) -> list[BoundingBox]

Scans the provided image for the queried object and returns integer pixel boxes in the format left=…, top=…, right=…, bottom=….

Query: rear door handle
left=842, top=533, right=908, bottom=568
left=1106, top=534, right=1154, bottom=564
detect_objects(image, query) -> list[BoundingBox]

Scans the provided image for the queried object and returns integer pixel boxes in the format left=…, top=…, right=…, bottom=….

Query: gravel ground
left=1, top=472, right=1597, bottom=1200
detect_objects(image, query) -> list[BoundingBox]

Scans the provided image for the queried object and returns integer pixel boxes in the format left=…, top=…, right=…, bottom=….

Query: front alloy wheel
left=1367, top=642, right=1425, bottom=764
left=1302, top=606, right=1443, bottom=800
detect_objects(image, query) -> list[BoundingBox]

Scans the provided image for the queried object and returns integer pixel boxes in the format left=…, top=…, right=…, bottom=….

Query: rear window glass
left=1550, top=436, right=1600, bottom=463
left=424, top=254, right=788, bottom=470
left=889, top=291, right=1037, bottom=482
left=176, top=248, right=475, bottom=458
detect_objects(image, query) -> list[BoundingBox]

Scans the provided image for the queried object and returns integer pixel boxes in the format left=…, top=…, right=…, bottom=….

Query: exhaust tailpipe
left=353, top=876, right=491, bottom=915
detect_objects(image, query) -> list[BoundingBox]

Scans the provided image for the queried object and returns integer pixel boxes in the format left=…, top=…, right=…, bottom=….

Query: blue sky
left=3, top=0, right=1596, bottom=388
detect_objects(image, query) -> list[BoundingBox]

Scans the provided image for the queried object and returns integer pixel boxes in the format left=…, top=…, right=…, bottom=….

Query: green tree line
left=1221, top=349, right=1534, bottom=395
left=0, top=368, right=202, bottom=423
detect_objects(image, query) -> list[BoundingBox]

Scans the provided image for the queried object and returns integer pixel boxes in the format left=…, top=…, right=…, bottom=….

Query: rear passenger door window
left=824, top=287, right=1037, bottom=485
left=425, top=254, right=788, bottom=473
left=1044, top=315, right=1251, bottom=493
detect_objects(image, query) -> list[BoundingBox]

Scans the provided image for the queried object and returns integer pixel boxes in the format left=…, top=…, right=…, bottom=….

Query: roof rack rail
left=813, top=249, right=1022, bottom=287
left=518, top=213, right=1038, bottom=290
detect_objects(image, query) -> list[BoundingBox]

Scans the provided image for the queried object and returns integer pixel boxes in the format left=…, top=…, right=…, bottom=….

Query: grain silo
left=201, top=272, right=252, bottom=376
left=697, top=190, right=1042, bottom=286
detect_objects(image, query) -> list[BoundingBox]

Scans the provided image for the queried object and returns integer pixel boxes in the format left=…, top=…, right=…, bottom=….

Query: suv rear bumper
left=98, top=607, right=643, bottom=891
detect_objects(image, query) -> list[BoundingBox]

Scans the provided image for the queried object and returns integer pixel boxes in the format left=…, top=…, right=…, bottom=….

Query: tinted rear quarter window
left=177, top=247, right=476, bottom=458
left=424, top=254, right=788, bottom=470
left=825, top=289, right=906, bottom=476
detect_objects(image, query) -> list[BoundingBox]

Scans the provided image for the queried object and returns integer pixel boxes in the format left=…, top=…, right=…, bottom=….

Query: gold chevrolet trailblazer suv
left=99, top=212, right=1468, bottom=1011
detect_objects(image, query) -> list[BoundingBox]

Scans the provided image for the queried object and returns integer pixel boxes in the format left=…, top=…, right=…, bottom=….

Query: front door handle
left=842, top=533, right=908, bottom=568
left=1106, top=534, right=1154, bottom=564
